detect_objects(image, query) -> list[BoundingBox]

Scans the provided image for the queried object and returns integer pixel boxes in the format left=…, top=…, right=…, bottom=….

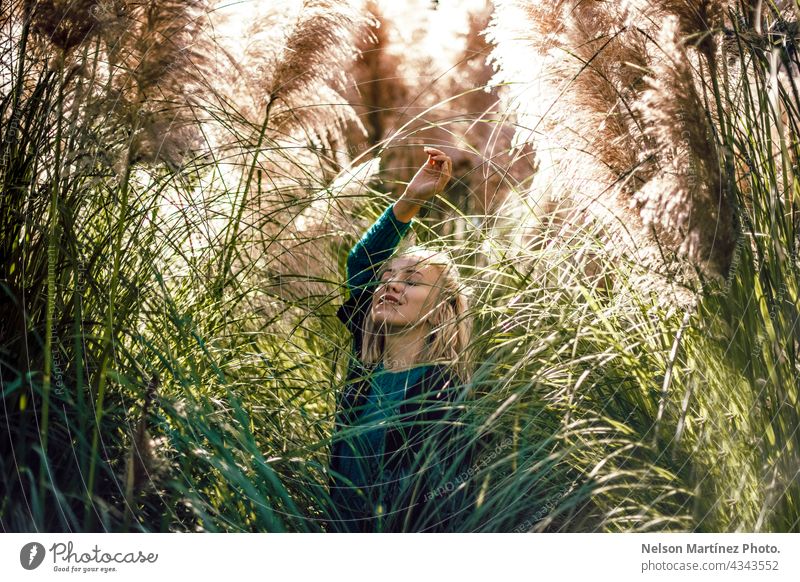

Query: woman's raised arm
left=345, top=146, right=453, bottom=293
left=337, top=147, right=453, bottom=334
left=392, top=146, right=452, bottom=222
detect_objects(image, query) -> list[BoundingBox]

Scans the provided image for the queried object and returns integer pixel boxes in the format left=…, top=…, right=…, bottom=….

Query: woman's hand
left=392, top=147, right=453, bottom=222
left=405, top=147, right=452, bottom=202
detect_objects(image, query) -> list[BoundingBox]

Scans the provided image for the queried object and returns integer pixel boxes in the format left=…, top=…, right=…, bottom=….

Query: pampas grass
left=486, top=0, right=737, bottom=290
left=633, top=14, right=736, bottom=278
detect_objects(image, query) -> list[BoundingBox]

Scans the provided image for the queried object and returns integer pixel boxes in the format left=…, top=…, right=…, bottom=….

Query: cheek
left=404, top=287, right=436, bottom=311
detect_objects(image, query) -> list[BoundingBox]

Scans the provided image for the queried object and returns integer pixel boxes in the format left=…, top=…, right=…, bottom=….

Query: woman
left=328, top=147, right=474, bottom=533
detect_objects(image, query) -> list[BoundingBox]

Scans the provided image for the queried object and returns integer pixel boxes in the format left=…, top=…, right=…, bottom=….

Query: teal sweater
left=338, top=361, right=433, bottom=522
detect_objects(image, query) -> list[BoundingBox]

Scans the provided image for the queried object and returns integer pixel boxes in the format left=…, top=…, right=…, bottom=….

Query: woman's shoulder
left=425, top=362, right=464, bottom=386
left=414, top=363, right=465, bottom=404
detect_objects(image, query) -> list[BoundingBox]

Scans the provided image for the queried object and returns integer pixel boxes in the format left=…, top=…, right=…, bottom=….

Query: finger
left=424, top=147, right=446, bottom=157
left=441, top=158, right=452, bottom=183
left=432, top=158, right=446, bottom=170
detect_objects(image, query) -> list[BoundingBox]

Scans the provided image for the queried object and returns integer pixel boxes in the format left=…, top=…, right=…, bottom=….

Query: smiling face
left=371, top=255, right=445, bottom=330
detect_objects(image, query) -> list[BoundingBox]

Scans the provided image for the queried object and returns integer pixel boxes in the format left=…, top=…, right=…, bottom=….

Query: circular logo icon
left=20, top=542, right=46, bottom=570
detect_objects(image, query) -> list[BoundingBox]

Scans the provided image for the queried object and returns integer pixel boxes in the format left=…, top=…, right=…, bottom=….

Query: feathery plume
left=17, top=1, right=212, bottom=167
left=633, top=15, right=735, bottom=277
left=487, top=0, right=737, bottom=289
left=211, top=0, right=374, bottom=153
left=26, top=0, right=101, bottom=54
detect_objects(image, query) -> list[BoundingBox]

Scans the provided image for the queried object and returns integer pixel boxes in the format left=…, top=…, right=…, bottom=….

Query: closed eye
left=379, top=270, right=423, bottom=285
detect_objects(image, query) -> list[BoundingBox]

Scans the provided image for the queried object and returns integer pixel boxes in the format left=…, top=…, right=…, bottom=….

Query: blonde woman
left=328, top=147, right=474, bottom=532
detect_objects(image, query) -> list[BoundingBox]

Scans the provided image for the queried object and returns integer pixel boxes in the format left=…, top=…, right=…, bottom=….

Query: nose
left=386, top=277, right=405, bottom=293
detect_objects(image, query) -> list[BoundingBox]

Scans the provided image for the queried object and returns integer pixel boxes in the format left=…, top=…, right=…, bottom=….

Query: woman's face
left=371, top=255, right=445, bottom=329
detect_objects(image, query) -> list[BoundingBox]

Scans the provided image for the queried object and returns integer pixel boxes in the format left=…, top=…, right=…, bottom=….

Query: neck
left=381, top=323, right=430, bottom=371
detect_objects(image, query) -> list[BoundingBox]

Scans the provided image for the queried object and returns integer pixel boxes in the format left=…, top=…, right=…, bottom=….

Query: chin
left=371, top=309, right=407, bottom=328
left=372, top=314, right=402, bottom=327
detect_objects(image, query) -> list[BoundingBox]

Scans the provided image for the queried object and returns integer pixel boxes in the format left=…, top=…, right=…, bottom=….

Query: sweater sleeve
left=336, top=203, right=413, bottom=337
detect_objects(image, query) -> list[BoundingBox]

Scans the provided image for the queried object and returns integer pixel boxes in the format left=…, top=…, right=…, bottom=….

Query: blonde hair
left=360, top=244, right=473, bottom=385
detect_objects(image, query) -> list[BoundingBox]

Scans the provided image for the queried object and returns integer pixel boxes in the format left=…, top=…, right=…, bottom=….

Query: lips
left=378, top=293, right=401, bottom=305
